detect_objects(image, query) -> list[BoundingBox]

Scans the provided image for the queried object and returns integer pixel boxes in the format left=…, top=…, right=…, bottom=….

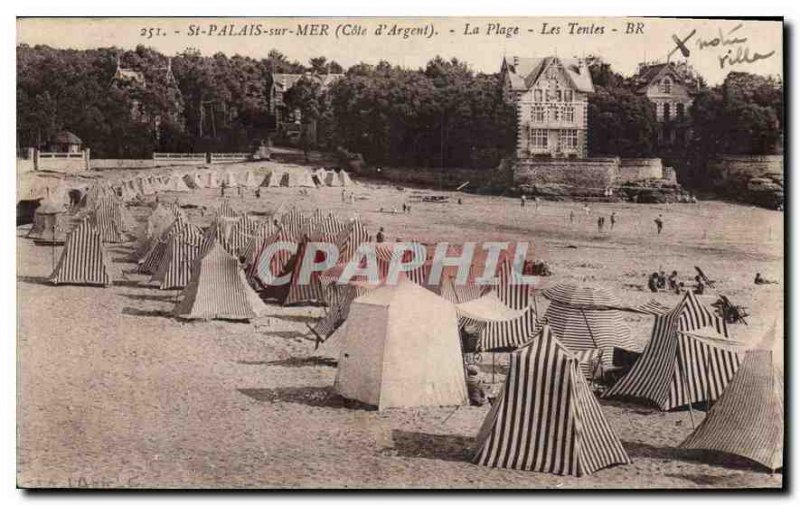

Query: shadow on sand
left=238, top=386, right=374, bottom=411
left=121, top=307, right=174, bottom=318
left=386, top=430, right=475, bottom=463
left=17, top=275, right=53, bottom=287
left=237, top=356, right=337, bottom=368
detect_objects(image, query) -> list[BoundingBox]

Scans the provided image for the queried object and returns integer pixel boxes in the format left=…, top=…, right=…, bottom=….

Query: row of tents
left=108, top=167, right=355, bottom=203
left=25, top=183, right=783, bottom=476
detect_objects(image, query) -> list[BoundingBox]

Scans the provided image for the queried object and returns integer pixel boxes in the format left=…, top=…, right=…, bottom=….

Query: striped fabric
left=473, top=325, right=630, bottom=476
left=543, top=282, right=623, bottom=310
left=334, top=219, right=369, bottom=264
left=137, top=215, right=189, bottom=274
left=604, top=291, right=741, bottom=410
left=544, top=302, right=637, bottom=374
left=50, top=218, right=111, bottom=287
left=311, top=284, right=364, bottom=338
left=282, top=239, right=328, bottom=306
left=150, top=223, right=204, bottom=290
left=467, top=306, right=538, bottom=352
left=216, top=198, right=238, bottom=219
left=226, top=214, right=261, bottom=258
left=253, top=227, right=296, bottom=289
left=680, top=341, right=783, bottom=471
left=280, top=207, right=308, bottom=241
left=494, top=254, right=531, bottom=310
left=91, top=199, right=126, bottom=243
left=174, top=243, right=262, bottom=321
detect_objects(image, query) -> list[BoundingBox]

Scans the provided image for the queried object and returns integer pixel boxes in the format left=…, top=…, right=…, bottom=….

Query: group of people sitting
left=648, top=270, right=706, bottom=295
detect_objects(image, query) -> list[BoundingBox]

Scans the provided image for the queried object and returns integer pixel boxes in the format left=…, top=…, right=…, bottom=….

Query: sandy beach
left=17, top=162, right=784, bottom=488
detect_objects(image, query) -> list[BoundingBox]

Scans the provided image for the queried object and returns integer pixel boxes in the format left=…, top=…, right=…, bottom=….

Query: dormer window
left=660, top=77, right=672, bottom=94
left=534, top=89, right=543, bottom=102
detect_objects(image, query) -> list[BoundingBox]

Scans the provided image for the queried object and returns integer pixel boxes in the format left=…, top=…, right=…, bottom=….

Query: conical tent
left=679, top=323, right=783, bottom=471
left=338, top=170, right=354, bottom=186
left=91, top=199, right=127, bottom=243
left=311, top=168, right=328, bottom=186
left=260, top=170, right=281, bottom=187
left=241, top=170, right=259, bottom=188
left=222, top=171, right=238, bottom=187
left=324, top=171, right=343, bottom=187
left=137, top=215, right=190, bottom=274
left=280, top=171, right=316, bottom=188
left=49, top=218, right=112, bottom=287
left=333, top=277, right=468, bottom=410
left=150, top=222, right=205, bottom=290
left=163, top=175, right=191, bottom=192
left=604, top=291, right=742, bottom=410
left=473, top=325, right=631, bottom=476
left=174, top=242, right=264, bottom=321
left=205, top=171, right=221, bottom=189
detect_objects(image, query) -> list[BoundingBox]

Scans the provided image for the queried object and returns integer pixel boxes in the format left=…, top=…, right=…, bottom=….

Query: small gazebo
left=49, top=130, right=83, bottom=153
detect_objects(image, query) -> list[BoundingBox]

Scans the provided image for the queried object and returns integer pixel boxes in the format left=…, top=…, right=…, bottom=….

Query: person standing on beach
left=654, top=214, right=664, bottom=234
left=597, top=216, right=604, bottom=232
left=221, top=181, right=227, bottom=197
left=610, top=212, right=617, bottom=230
left=376, top=227, right=386, bottom=243
left=520, top=195, right=526, bottom=207
left=569, top=210, right=575, bottom=224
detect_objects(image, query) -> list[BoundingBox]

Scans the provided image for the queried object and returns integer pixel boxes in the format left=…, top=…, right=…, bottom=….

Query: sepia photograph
left=14, top=14, right=784, bottom=490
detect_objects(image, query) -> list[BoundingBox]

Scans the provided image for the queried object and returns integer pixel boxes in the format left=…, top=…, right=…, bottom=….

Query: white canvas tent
left=260, top=170, right=281, bottom=187
left=334, top=277, right=468, bottom=410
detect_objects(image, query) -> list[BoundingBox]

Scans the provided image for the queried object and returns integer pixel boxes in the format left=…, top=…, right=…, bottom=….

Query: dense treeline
left=18, top=44, right=782, bottom=173
left=585, top=56, right=783, bottom=178
left=17, top=44, right=310, bottom=158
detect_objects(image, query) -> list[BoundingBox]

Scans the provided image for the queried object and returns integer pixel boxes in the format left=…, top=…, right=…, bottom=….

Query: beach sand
left=17, top=162, right=784, bottom=488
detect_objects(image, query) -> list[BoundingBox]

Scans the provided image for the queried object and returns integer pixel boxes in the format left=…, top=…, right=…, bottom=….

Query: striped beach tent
left=150, top=222, right=205, bottom=290
left=473, top=325, right=631, bottom=476
left=604, top=291, right=742, bottom=411
left=226, top=214, right=261, bottom=258
left=91, top=199, right=127, bottom=243
left=543, top=283, right=638, bottom=374
left=279, top=207, right=308, bottom=240
left=241, top=221, right=278, bottom=282
left=456, top=292, right=538, bottom=351
left=252, top=227, right=296, bottom=290
left=679, top=323, right=783, bottom=471
left=137, top=214, right=190, bottom=274
left=309, top=283, right=373, bottom=339
left=280, top=237, right=329, bottom=306
left=334, top=218, right=369, bottom=264
left=130, top=204, right=175, bottom=262
left=174, top=242, right=265, bottom=321
left=49, top=218, right=112, bottom=287
left=334, top=277, right=468, bottom=410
